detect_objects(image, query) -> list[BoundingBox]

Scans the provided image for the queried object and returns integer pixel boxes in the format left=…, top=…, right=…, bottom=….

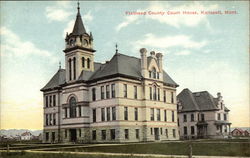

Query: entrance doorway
left=154, top=128, right=160, bottom=140
left=70, top=129, right=77, bottom=142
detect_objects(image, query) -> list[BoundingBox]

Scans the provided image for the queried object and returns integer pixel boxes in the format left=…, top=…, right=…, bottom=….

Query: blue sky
left=0, top=1, right=249, bottom=129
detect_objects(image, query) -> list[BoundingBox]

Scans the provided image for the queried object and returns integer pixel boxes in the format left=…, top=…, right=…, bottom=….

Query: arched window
left=153, top=85, right=157, bottom=100
left=68, top=58, right=72, bottom=80
left=152, top=67, right=156, bottom=79
left=82, top=57, right=85, bottom=68
left=87, top=58, right=90, bottom=69
left=69, top=97, right=77, bottom=118
left=73, top=57, right=76, bottom=80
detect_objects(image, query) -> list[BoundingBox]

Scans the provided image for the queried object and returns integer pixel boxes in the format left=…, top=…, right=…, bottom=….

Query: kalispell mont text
left=125, top=10, right=237, bottom=16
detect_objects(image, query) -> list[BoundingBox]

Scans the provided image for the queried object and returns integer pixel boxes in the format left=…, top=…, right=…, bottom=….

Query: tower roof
left=71, top=2, right=86, bottom=36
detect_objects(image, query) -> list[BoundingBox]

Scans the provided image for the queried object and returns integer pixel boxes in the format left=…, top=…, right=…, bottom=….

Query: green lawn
left=0, top=152, right=179, bottom=158
left=53, top=142, right=250, bottom=157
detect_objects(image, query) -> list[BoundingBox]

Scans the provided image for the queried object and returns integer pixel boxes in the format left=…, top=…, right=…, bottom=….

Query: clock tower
left=64, top=2, right=95, bottom=82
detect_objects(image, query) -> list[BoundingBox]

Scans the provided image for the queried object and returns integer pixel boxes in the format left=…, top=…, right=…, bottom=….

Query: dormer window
left=69, top=39, right=75, bottom=46
left=152, top=67, right=156, bottom=78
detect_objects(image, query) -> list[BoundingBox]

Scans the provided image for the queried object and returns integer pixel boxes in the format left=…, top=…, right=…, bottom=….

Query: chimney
left=140, top=48, right=147, bottom=77
left=156, top=53, right=163, bottom=72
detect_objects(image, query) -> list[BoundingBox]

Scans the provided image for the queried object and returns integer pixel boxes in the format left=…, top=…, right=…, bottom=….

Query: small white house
left=21, top=131, right=33, bottom=140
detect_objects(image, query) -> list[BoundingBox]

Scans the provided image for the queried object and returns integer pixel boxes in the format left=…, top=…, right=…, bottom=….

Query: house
left=231, top=128, right=250, bottom=137
left=21, top=131, right=33, bottom=140
left=40, top=3, right=179, bottom=143
left=177, top=89, right=231, bottom=139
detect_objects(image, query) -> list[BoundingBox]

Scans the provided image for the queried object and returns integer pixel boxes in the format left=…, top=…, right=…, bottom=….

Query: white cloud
left=45, top=1, right=73, bottom=22
left=175, top=50, right=191, bottom=56
left=63, top=20, right=75, bottom=38
left=0, top=27, right=57, bottom=63
left=116, top=15, right=139, bottom=32
left=133, top=33, right=207, bottom=53
left=116, top=2, right=218, bottom=31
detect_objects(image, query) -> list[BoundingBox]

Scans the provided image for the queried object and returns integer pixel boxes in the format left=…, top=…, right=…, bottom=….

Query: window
left=153, top=86, right=157, bottom=100
left=53, top=113, right=56, bottom=125
left=157, top=109, right=161, bottom=121
left=65, top=108, right=67, bottom=118
left=69, top=97, right=77, bottom=118
left=106, top=85, right=110, bottom=99
left=101, top=108, right=105, bottom=121
left=136, top=129, right=139, bottom=139
left=73, top=57, right=76, bottom=80
left=171, top=92, right=174, bottom=103
left=173, top=129, right=176, bottom=138
left=82, top=57, right=85, bottom=68
left=107, top=107, right=110, bottom=121
left=92, top=130, right=96, bottom=140
left=224, top=126, right=227, bottom=133
left=172, top=111, right=175, bottom=122
left=150, top=108, right=154, bottom=121
left=164, top=110, right=167, bottom=122
left=78, top=106, right=81, bottom=117
left=92, top=88, right=96, bottom=101
left=183, top=114, right=187, bottom=122
left=157, top=72, right=159, bottom=79
left=49, top=114, right=52, bottom=125
left=224, top=113, right=227, bottom=120
left=157, top=88, right=160, bottom=101
left=150, top=87, right=152, bottom=100
left=111, top=84, right=115, bottom=98
left=65, top=130, right=67, bottom=138
left=134, top=86, right=137, bottom=99
left=45, top=96, right=48, bottom=107
left=152, top=67, right=156, bottom=78
left=53, top=95, right=56, bottom=106
left=79, top=129, right=81, bottom=137
left=110, top=129, right=115, bottom=140
left=69, top=58, right=72, bottom=80
left=191, top=114, right=194, bottom=121
left=191, top=126, right=195, bottom=135
left=217, top=113, right=221, bottom=120
left=112, top=107, right=116, bottom=120
left=87, top=58, right=90, bottom=69
left=125, top=129, right=129, bottom=139
left=101, top=130, right=106, bottom=140
left=165, top=129, right=168, bottom=138
left=101, top=86, right=104, bottom=99
left=49, top=96, right=52, bottom=107
left=123, top=84, right=127, bottom=98
left=160, top=128, right=163, bottom=135
left=45, top=114, right=49, bottom=126
left=149, top=71, right=152, bottom=78
left=201, top=113, right=205, bottom=121
left=46, top=132, right=49, bottom=141
left=93, top=109, right=96, bottom=122
left=163, top=90, right=166, bottom=102
left=124, top=107, right=128, bottom=120
left=134, top=108, right=138, bottom=121
left=184, top=126, right=187, bottom=135
left=151, top=128, right=153, bottom=135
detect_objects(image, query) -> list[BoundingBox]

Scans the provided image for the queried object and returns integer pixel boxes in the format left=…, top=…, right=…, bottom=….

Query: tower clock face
left=83, top=39, right=88, bottom=46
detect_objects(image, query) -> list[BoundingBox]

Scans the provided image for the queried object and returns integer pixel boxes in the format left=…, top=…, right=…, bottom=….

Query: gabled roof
left=21, top=131, right=32, bottom=136
left=40, top=69, right=66, bottom=91
left=177, top=89, right=229, bottom=112
left=41, top=53, right=178, bottom=91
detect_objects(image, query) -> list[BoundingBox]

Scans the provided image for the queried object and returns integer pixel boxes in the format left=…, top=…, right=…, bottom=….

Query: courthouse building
left=41, top=4, right=179, bottom=143
left=177, top=89, right=231, bottom=139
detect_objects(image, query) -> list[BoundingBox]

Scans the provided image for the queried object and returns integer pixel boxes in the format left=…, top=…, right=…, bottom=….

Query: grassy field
left=1, top=139, right=250, bottom=157
left=0, top=152, right=180, bottom=158
left=53, top=142, right=250, bottom=157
